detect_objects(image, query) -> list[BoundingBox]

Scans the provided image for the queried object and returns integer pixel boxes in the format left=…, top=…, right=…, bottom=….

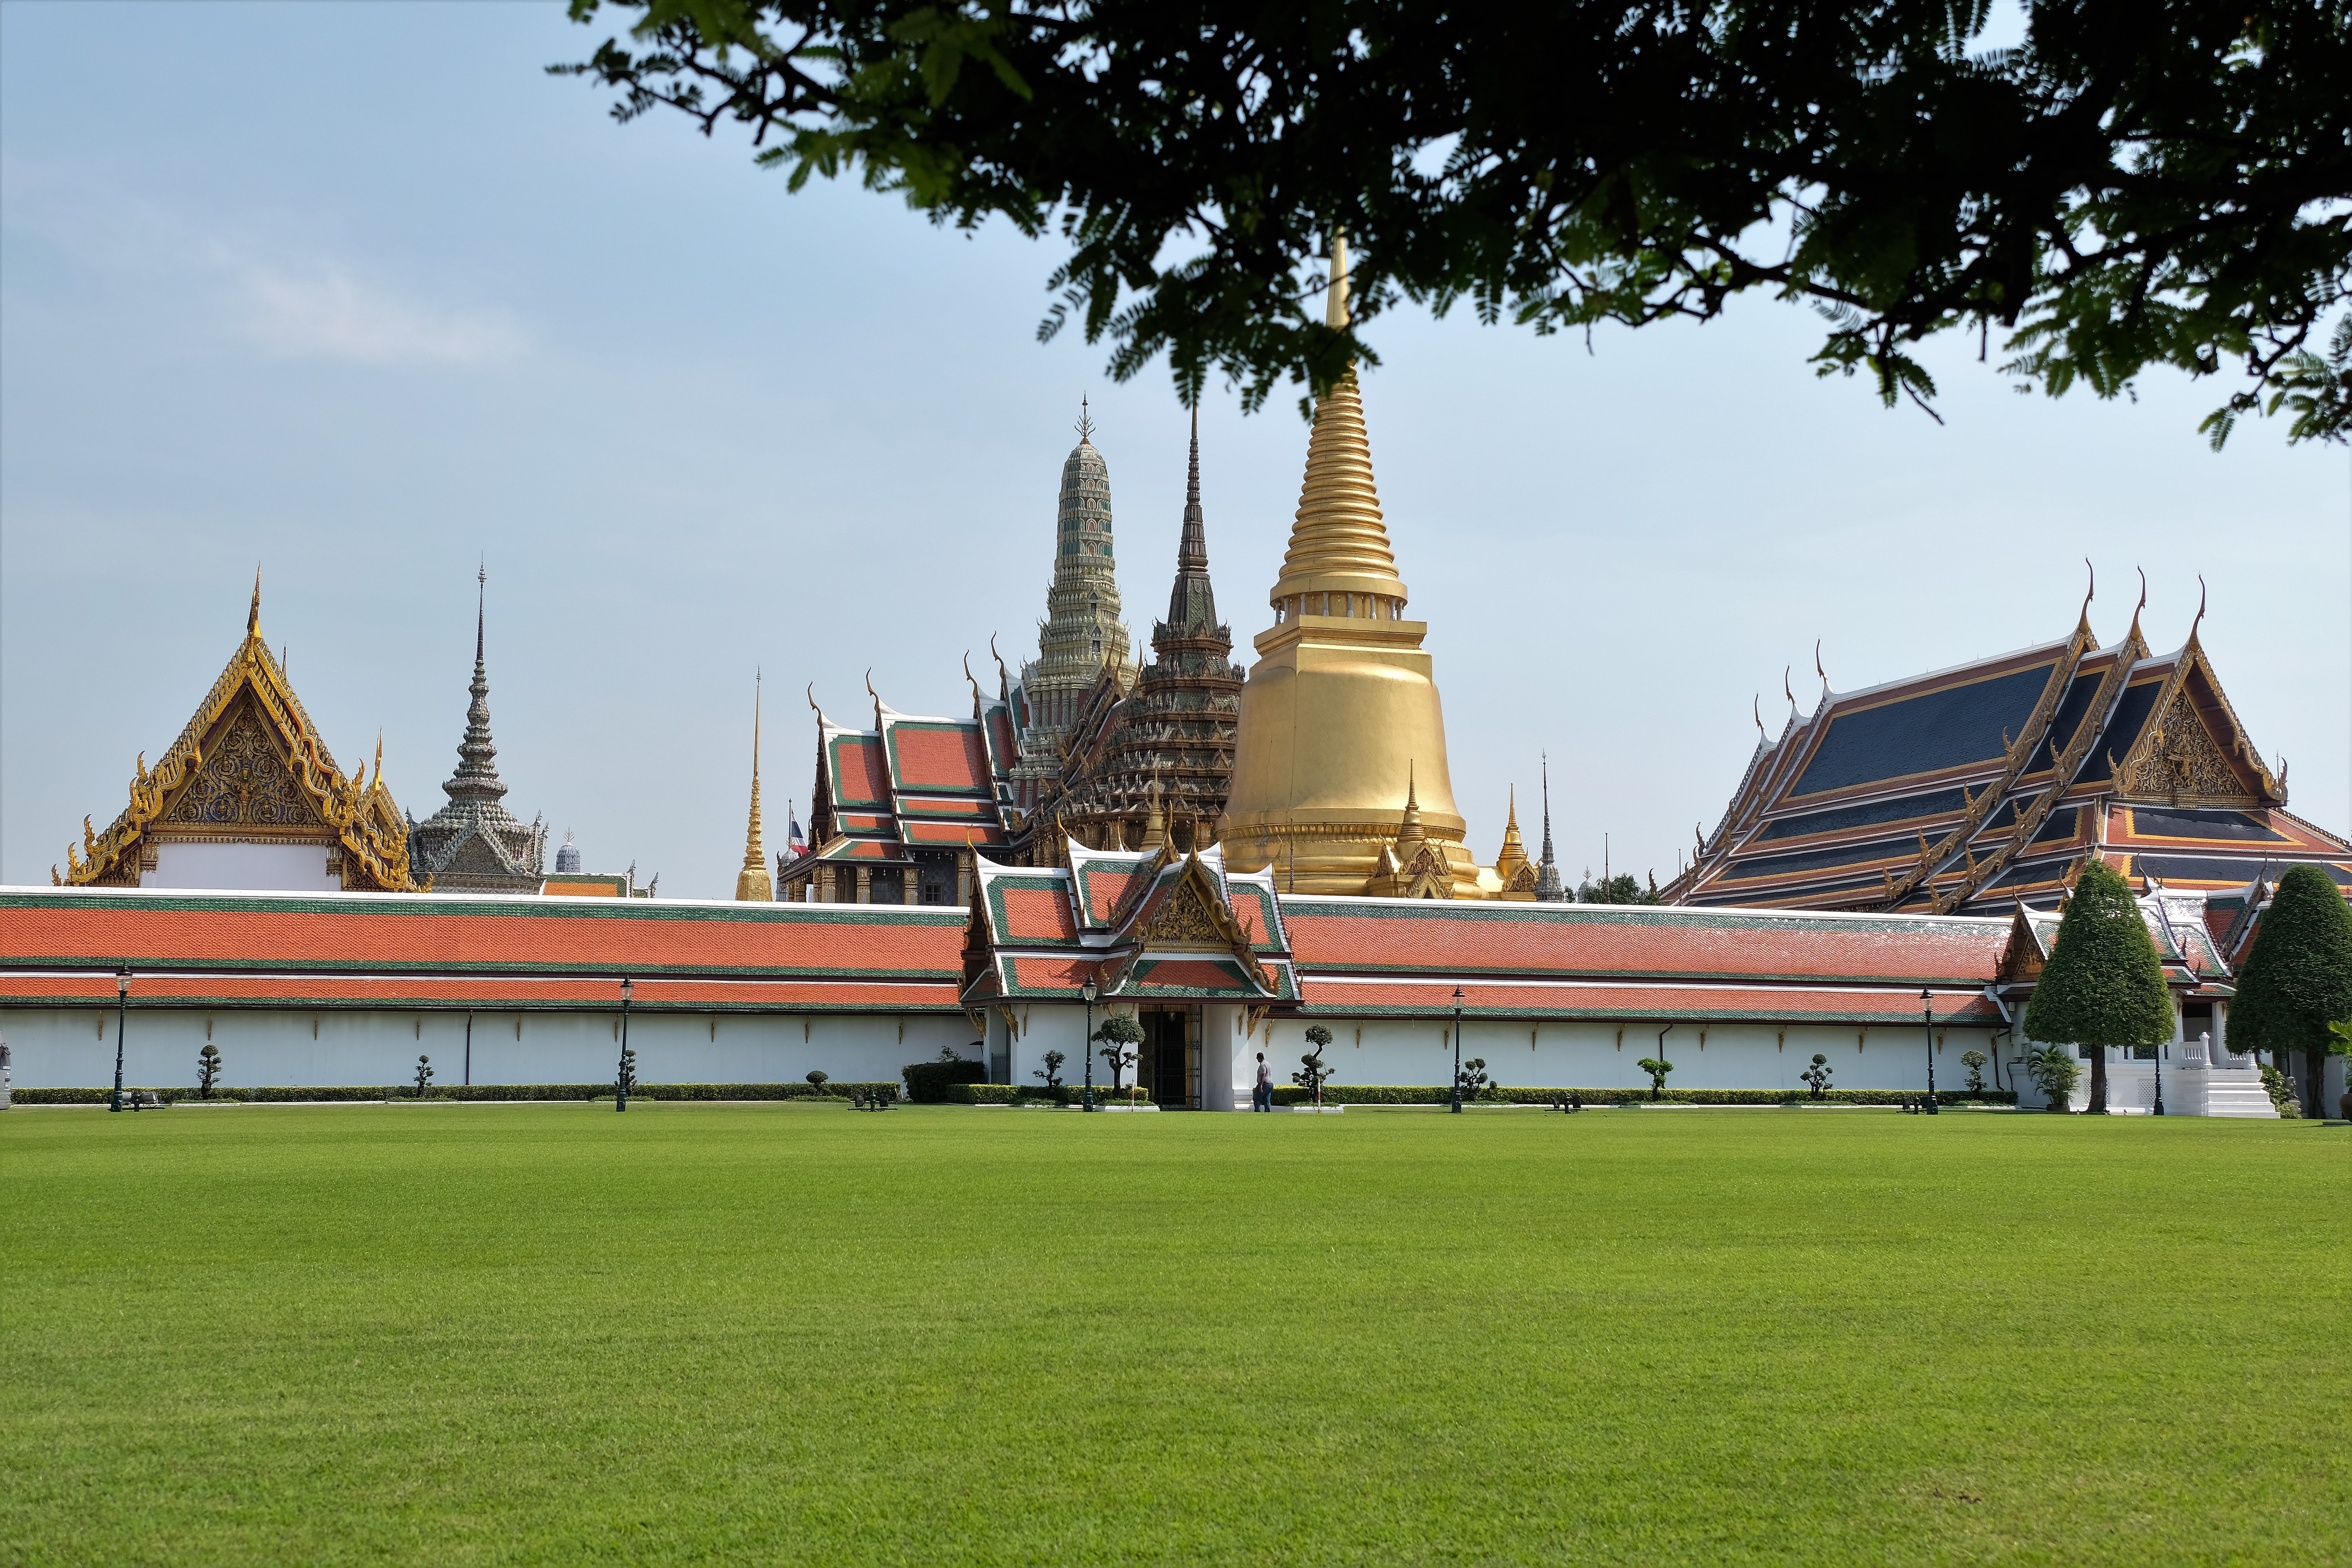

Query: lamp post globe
left=1080, top=978, right=1098, bottom=1112
left=1920, top=988, right=1939, bottom=1115
left=110, top=968, right=131, bottom=1113
left=616, top=976, right=635, bottom=1112
left=1450, top=987, right=1464, bottom=1114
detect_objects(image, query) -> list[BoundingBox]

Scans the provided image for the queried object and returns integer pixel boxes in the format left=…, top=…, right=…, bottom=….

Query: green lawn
left=2, top=1103, right=2344, bottom=1565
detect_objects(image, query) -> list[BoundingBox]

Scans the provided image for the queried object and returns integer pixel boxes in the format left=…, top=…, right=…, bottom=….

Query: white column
left=1199, top=1005, right=1243, bottom=1110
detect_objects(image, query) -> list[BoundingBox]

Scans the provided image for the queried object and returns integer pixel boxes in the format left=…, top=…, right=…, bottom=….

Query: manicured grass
left=2, top=1103, right=2344, bottom=1565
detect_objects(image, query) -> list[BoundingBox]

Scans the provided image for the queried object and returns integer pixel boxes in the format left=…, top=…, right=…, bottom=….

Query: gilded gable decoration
left=57, top=577, right=418, bottom=891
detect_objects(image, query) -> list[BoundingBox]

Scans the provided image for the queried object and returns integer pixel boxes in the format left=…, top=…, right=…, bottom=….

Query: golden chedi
left=1221, top=237, right=1480, bottom=897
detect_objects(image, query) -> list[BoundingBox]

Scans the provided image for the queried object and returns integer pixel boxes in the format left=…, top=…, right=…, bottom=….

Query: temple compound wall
left=0, top=875, right=2297, bottom=1116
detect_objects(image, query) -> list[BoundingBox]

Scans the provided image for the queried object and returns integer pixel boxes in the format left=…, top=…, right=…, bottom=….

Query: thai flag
left=788, top=805, right=806, bottom=859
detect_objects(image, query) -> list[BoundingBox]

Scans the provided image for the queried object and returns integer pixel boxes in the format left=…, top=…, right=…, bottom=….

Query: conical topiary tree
left=2022, top=858, right=2175, bottom=1113
left=2230, top=865, right=2352, bottom=1119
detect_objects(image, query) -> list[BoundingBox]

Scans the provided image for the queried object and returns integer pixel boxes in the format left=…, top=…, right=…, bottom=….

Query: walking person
left=1252, top=1052, right=1274, bottom=1112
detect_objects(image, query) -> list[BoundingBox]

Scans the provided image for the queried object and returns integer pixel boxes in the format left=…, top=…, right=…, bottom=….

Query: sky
left=3, top=2, right=2346, bottom=900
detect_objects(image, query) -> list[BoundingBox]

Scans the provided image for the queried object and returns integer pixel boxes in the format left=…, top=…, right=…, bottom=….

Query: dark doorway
left=1141, top=1007, right=1195, bottom=1106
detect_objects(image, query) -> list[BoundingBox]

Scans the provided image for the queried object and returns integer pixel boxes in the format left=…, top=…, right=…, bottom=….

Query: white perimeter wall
left=1, top=1004, right=2007, bottom=1097
left=0, top=1008, right=980, bottom=1090
left=986, top=1005, right=2002, bottom=1105
left=1241, top=1016, right=2004, bottom=1100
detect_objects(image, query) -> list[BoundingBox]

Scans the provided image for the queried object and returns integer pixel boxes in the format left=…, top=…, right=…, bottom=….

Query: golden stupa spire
left=1268, top=232, right=1406, bottom=613
left=1494, top=785, right=1530, bottom=883
left=735, top=671, right=773, bottom=902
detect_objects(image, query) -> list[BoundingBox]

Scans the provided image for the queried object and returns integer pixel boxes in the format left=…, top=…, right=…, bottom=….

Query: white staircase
left=2202, top=1067, right=2279, bottom=1118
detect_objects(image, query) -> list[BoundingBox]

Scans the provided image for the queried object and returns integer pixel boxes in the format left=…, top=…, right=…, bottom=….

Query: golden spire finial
left=1268, top=230, right=1404, bottom=612
left=372, top=730, right=384, bottom=790
left=1506, top=784, right=1518, bottom=830
left=2188, top=573, right=2207, bottom=646
left=2077, top=558, right=2096, bottom=635
left=2129, top=565, right=2148, bottom=644
left=247, top=566, right=262, bottom=639
left=1326, top=230, right=1350, bottom=330
left=736, top=671, right=772, bottom=901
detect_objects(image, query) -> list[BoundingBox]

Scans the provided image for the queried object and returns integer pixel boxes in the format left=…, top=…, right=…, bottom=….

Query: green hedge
left=902, top=1059, right=989, bottom=1103
left=944, top=1083, right=1160, bottom=1105
left=7, top=1082, right=903, bottom=1107
left=1268, top=1085, right=2017, bottom=1107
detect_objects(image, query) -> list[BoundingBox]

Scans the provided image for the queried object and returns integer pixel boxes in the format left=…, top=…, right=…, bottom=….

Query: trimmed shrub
left=2232, top=865, right=2352, bottom=1119
left=2022, top=858, right=2175, bottom=1113
left=902, top=1058, right=989, bottom=1103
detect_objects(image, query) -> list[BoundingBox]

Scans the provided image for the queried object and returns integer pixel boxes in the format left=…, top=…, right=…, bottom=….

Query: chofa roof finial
left=2188, top=573, right=2208, bottom=646
left=2129, top=565, right=2148, bottom=643
left=2078, top=557, right=2095, bottom=633
left=248, top=564, right=263, bottom=639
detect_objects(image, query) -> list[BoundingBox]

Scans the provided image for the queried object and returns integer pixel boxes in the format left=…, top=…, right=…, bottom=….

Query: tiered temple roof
left=1672, top=581, right=2349, bottom=914
left=57, top=579, right=418, bottom=893
left=406, top=575, right=546, bottom=893
left=960, top=835, right=1295, bottom=1011
left=780, top=672, right=1018, bottom=905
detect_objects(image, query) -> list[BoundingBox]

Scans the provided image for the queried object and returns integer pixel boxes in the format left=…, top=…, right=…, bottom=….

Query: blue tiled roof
left=2025, top=671, right=2105, bottom=773
left=1792, top=662, right=2055, bottom=796
left=2127, top=807, right=2288, bottom=843
left=2136, top=854, right=2348, bottom=886
left=1716, top=835, right=1918, bottom=883
left=2079, top=681, right=2163, bottom=783
left=1757, top=788, right=1967, bottom=842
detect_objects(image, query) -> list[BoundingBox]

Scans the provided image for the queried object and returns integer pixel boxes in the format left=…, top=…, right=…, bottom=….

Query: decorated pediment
left=2113, top=648, right=2280, bottom=809
left=158, top=699, right=328, bottom=831
left=1995, top=905, right=2049, bottom=985
left=57, top=584, right=419, bottom=892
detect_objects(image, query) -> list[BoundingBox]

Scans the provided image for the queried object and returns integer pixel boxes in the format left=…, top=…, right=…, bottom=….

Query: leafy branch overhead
left=557, top=0, right=2350, bottom=442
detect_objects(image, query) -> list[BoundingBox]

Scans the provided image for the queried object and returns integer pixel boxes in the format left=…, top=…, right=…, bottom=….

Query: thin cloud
left=1, top=158, right=524, bottom=368
left=237, top=264, right=524, bottom=366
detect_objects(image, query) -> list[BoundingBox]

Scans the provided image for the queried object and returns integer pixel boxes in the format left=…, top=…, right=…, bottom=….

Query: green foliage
left=1578, top=872, right=1663, bottom=906
left=1960, top=1049, right=1989, bottom=1096
left=560, top=0, right=2352, bottom=446
left=613, top=1044, right=637, bottom=1100
left=1295, top=1026, right=1335, bottom=1102
left=805, top=1070, right=829, bottom=1089
left=1031, top=1049, right=1066, bottom=1091
left=196, top=1042, right=223, bottom=1099
left=1637, top=1057, right=1675, bottom=1099
left=903, top=1056, right=989, bottom=1102
left=2025, top=1045, right=2083, bottom=1110
left=1091, top=1014, right=1145, bottom=1091
left=2256, top=1063, right=2305, bottom=1118
left=1800, top=1053, right=1833, bottom=1099
left=2231, top=866, right=2352, bottom=1058
left=1455, top=1058, right=1492, bottom=1100
left=412, top=1055, right=434, bottom=1098
left=2023, top=860, right=2176, bottom=1052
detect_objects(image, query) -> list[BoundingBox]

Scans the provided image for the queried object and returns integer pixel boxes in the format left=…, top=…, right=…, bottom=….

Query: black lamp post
left=1081, top=978, right=1098, bottom=1111
left=1450, top=987, right=1465, bottom=1114
left=1919, top=988, right=1939, bottom=1115
left=616, top=977, right=634, bottom=1112
left=2152, top=1038, right=2165, bottom=1117
left=110, top=967, right=131, bottom=1112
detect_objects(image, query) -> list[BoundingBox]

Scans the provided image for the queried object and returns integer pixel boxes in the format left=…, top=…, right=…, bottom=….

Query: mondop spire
left=406, top=568, right=549, bottom=893
left=735, top=674, right=772, bottom=902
